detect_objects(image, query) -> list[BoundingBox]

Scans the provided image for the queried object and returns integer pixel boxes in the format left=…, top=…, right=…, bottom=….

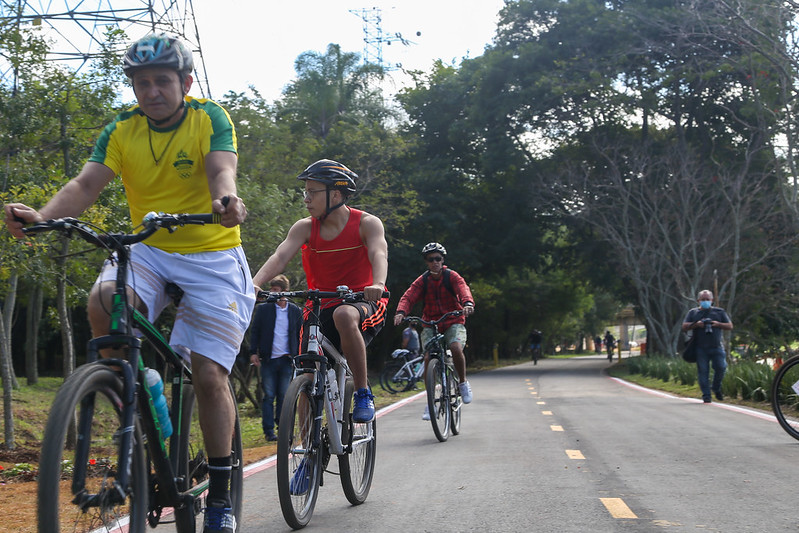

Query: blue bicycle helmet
left=123, top=34, right=193, bottom=78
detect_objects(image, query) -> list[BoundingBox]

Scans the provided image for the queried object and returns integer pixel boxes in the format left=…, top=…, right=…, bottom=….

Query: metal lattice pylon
left=0, top=0, right=212, bottom=97
left=349, top=6, right=413, bottom=71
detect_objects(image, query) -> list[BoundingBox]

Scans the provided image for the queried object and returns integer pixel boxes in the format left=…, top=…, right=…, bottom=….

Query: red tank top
left=302, top=208, right=373, bottom=292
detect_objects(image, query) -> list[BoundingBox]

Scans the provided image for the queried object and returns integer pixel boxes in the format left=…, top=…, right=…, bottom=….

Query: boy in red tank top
left=253, top=159, right=389, bottom=424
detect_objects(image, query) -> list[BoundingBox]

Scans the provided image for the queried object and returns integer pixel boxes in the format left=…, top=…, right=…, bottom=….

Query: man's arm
left=393, top=278, right=424, bottom=325
left=205, top=150, right=246, bottom=228
left=252, top=218, right=311, bottom=289
left=360, top=213, right=388, bottom=302
left=450, top=270, right=475, bottom=316
left=4, top=162, right=115, bottom=238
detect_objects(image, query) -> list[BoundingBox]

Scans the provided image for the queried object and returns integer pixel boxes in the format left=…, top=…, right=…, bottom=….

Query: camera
left=702, top=318, right=713, bottom=333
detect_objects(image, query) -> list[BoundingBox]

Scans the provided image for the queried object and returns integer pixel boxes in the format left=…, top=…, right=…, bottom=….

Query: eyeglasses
left=303, top=188, right=327, bottom=200
left=426, top=256, right=444, bottom=263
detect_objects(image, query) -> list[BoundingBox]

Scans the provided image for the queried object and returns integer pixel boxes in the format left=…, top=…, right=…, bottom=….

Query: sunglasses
left=426, top=256, right=444, bottom=263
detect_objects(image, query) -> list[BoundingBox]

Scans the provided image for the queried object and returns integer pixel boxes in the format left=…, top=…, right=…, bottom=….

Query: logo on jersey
left=173, top=150, right=194, bottom=179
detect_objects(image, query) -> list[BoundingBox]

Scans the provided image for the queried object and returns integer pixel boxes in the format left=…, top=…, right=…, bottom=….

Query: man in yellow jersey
left=3, top=34, right=252, bottom=533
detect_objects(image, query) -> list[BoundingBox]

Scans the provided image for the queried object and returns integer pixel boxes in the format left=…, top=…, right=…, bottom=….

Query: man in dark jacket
left=249, top=275, right=302, bottom=441
left=682, top=290, right=733, bottom=403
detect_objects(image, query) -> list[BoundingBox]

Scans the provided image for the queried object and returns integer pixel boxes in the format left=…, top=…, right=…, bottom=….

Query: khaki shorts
left=96, top=243, right=255, bottom=371
left=421, top=323, right=467, bottom=352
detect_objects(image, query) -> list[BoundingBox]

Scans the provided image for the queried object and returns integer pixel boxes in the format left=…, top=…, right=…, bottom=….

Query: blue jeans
left=695, top=345, right=727, bottom=399
left=260, top=355, right=293, bottom=436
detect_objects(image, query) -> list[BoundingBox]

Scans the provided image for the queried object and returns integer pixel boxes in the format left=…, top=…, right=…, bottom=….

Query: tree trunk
left=57, top=236, right=76, bottom=377
left=2, top=274, right=19, bottom=389
left=0, top=305, right=15, bottom=450
left=25, top=285, right=42, bottom=385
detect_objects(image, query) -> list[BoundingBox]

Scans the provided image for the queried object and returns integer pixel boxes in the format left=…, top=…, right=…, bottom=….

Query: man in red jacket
left=393, top=242, right=475, bottom=419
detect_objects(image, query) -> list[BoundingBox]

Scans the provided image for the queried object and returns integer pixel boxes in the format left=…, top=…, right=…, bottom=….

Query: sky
left=190, top=0, right=508, bottom=101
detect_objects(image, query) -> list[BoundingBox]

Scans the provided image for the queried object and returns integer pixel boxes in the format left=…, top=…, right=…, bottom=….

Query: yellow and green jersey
left=89, top=96, right=239, bottom=253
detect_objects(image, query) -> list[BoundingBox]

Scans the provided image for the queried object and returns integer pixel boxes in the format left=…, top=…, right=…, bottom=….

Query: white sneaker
left=422, top=404, right=430, bottom=420
left=459, top=381, right=473, bottom=404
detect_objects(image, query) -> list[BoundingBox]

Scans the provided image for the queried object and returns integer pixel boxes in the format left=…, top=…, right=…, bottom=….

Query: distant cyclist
left=528, top=329, right=543, bottom=364
left=252, top=159, right=389, bottom=423
left=393, top=242, right=475, bottom=420
left=604, top=330, right=616, bottom=361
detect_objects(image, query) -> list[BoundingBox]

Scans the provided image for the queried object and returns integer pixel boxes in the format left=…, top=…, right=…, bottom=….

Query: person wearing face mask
left=682, top=290, right=733, bottom=403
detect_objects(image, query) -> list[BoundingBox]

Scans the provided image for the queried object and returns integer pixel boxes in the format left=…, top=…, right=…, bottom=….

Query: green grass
left=608, top=356, right=774, bottom=412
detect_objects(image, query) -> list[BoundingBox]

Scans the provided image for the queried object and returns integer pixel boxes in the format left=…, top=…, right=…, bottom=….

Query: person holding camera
left=682, top=290, right=733, bottom=403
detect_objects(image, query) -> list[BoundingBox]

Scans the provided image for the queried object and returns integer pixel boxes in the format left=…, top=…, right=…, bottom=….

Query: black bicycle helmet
left=123, top=34, right=194, bottom=79
left=297, top=159, right=357, bottom=194
left=421, top=242, right=447, bottom=257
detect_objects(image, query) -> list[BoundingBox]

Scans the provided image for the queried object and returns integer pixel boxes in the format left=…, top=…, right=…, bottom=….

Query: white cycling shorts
left=95, top=243, right=255, bottom=372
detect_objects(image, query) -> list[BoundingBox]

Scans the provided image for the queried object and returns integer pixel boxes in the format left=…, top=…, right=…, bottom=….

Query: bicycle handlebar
left=256, top=286, right=390, bottom=304
left=403, top=310, right=463, bottom=327
left=21, top=198, right=228, bottom=250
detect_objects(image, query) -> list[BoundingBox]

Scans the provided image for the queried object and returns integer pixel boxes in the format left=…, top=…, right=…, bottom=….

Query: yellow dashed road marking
left=565, top=449, right=584, bottom=459
left=542, top=410, right=553, bottom=415
left=537, top=401, right=546, bottom=405
left=600, top=498, right=637, bottom=519
left=550, top=425, right=563, bottom=431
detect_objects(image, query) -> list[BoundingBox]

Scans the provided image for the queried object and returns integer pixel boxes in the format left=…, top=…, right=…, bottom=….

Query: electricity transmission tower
left=349, top=6, right=417, bottom=70
left=0, top=0, right=212, bottom=97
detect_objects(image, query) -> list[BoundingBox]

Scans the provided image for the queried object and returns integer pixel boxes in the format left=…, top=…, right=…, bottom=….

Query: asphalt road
left=228, top=356, right=799, bottom=532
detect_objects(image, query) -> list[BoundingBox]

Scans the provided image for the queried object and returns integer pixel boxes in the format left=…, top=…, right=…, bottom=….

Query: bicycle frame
left=81, top=249, right=197, bottom=514
left=25, top=214, right=222, bottom=519
left=287, top=291, right=371, bottom=457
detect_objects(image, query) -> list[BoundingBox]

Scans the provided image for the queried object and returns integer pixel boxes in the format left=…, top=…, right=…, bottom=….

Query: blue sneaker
left=353, top=388, right=375, bottom=423
left=203, top=500, right=236, bottom=533
left=289, top=458, right=310, bottom=496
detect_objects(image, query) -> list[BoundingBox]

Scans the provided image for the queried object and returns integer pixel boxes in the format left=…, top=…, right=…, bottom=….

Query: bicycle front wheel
left=173, top=381, right=244, bottom=533
left=339, top=377, right=376, bottom=504
left=38, top=364, right=148, bottom=533
left=772, top=354, right=799, bottom=440
left=277, top=373, right=322, bottom=529
left=426, top=358, right=450, bottom=442
left=448, top=365, right=462, bottom=436
left=380, top=361, right=412, bottom=393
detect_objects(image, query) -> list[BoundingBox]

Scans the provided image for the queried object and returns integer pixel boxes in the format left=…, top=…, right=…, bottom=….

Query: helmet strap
left=317, top=189, right=345, bottom=221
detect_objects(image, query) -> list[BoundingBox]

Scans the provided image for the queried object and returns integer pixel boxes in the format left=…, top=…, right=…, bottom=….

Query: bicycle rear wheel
left=339, top=377, right=376, bottom=504
left=426, top=358, right=450, bottom=442
left=37, top=363, right=148, bottom=533
left=173, top=381, right=244, bottom=533
left=448, top=366, right=462, bottom=436
left=277, top=373, right=322, bottom=529
left=772, top=354, right=799, bottom=441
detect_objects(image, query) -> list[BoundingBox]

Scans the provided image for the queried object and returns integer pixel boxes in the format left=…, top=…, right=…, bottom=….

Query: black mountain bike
left=402, top=310, right=463, bottom=442
left=24, top=211, right=243, bottom=533
left=264, top=287, right=387, bottom=530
